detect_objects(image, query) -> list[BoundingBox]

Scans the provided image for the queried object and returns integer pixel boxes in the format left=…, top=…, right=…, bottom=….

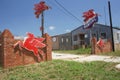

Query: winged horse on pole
left=14, top=32, right=46, bottom=62
left=34, top=1, right=49, bottom=18
left=82, top=9, right=98, bottom=29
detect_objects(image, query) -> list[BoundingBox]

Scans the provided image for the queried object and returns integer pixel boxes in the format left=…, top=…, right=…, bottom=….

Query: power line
left=46, top=0, right=77, bottom=27
left=46, top=0, right=82, bottom=30
left=54, top=0, right=83, bottom=24
left=47, top=0, right=69, bottom=16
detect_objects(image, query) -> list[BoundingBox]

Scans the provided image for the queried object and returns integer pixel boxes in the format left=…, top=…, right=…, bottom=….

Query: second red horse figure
left=34, top=1, right=50, bottom=18
left=14, top=32, right=46, bottom=62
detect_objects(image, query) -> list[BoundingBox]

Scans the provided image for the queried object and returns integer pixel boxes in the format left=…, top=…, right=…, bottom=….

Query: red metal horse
left=34, top=1, right=49, bottom=18
left=14, top=32, right=46, bottom=62
left=82, top=9, right=98, bottom=22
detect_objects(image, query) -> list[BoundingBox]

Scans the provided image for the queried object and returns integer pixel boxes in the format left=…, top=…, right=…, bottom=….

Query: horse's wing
left=29, top=38, right=46, bottom=48
left=35, top=37, right=45, bottom=42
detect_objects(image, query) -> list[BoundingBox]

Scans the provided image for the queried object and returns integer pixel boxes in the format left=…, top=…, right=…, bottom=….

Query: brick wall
left=91, top=37, right=112, bottom=54
left=115, top=43, right=120, bottom=51
left=44, top=33, right=52, bottom=61
left=0, top=29, right=52, bottom=68
left=0, top=31, right=4, bottom=67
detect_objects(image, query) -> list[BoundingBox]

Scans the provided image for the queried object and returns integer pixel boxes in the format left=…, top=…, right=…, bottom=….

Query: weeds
left=53, top=48, right=91, bottom=55
left=0, top=60, right=119, bottom=80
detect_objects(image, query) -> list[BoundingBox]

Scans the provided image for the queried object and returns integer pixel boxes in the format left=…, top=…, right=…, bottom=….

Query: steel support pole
left=108, top=1, right=115, bottom=51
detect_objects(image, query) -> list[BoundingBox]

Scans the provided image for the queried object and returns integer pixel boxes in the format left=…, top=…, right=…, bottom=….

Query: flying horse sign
left=14, top=32, right=46, bottom=62
left=34, top=1, right=49, bottom=18
left=82, top=9, right=98, bottom=29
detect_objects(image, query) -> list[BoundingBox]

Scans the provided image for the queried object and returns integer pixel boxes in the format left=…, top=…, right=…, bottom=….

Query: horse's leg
left=18, top=41, right=23, bottom=50
left=14, top=41, right=23, bottom=50
left=33, top=48, right=41, bottom=62
left=38, top=49, right=45, bottom=60
left=36, top=54, right=41, bottom=62
left=14, top=41, right=20, bottom=48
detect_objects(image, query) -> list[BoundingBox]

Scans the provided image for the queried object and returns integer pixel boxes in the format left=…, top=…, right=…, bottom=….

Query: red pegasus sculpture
left=97, top=38, right=105, bottom=48
left=14, top=32, right=46, bottom=62
left=82, top=9, right=99, bottom=29
left=83, top=9, right=98, bottom=22
left=34, top=1, right=49, bottom=18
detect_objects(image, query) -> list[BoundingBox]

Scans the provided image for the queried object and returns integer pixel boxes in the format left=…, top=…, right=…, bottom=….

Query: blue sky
left=0, top=0, right=120, bottom=37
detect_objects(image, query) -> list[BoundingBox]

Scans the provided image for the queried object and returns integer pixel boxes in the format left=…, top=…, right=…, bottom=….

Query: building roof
left=52, top=23, right=120, bottom=37
left=113, top=27, right=120, bottom=30
left=71, top=25, right=84, bottom=32
left=71, top=23, right=120, bottom=32
left=51, top=32, right=71, bottom=37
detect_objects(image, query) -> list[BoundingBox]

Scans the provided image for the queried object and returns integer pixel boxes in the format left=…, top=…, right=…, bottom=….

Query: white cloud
left=14, top=36, right=24, bottom=40
left=65, top=29, right=71, bottom=32
left=49, top=26, right=55, bottom=30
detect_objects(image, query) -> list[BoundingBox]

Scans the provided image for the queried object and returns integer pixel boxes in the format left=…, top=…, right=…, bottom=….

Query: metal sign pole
left=41, top=12, right=44, bottom=37
left=108, top=1, right=115, bottom=52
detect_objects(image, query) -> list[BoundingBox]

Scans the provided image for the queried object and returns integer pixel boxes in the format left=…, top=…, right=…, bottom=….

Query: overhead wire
left=46, top=0, right=69, bottom=16
left=46, top=0, right=82, bottom=30
left=46, top=0, right=84, bottom=34
left=54, top=0, right=83, bottom=24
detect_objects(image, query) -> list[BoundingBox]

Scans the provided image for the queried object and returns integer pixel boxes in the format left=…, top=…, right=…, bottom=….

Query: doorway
left=79, top=34, right=85, bottom=46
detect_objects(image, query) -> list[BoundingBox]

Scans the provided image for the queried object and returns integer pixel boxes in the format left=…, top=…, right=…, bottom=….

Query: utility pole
left=41, top=12, right=44, bottom=37
left=108, top=1, right=115, bottom=52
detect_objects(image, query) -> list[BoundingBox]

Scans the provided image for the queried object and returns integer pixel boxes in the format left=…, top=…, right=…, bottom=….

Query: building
left=52, top=33, right=72, bottom=50
left=71, top=24, right=112, bottom=49
left=52, top=24, right=120, bottom=50
left=113, top=27, right=120, bottom=43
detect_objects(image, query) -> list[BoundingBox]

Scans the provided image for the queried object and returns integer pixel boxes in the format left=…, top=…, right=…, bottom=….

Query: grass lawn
left=0, top=60, right=120, bottom=80
left=53, top=48, right=91, bottom=55
left=53, top=48, right=120, bottom=56
left=99, top=50, right=120, bottom=56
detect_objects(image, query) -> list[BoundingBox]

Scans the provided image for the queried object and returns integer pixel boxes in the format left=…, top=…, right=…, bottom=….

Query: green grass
left=99, top=50, right=120, bottom=56
left=53, top=48, right=91, bottom=55
left=53, top=48, right=120, bottom=56
left=0, top=60, right=120, bottom=80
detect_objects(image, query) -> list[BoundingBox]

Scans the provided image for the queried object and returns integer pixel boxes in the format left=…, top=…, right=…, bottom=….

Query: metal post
left=108, top=1, right=115, bottom=51
left=41, top=12, right=44, bottom=37
left=90, top=28, right=93, bottom=54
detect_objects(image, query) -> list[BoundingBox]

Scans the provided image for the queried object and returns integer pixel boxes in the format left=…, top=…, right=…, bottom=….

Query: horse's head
left=26, top=32, right=34, bottom=38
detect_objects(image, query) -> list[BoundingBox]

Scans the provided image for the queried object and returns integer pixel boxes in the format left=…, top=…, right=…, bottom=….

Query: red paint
left=83, top=9, right=98, bottom=22
left=14, top=32, right=46, bottom=61
left=97, top=38, right=104, bottom=48
left=34, top=1, right=49, bottom=18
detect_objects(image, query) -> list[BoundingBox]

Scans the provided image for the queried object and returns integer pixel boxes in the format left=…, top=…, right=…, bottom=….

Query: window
left=61, top=38, right=64, bottom=43
left=52, top=37, right=56, bottom=42
left=92, top=33, right=96, bottom=37
left=85, top=34, right=88, bottom=38
left=117, top=33, right=120, bottom=40
left=101, top=33, right=106, bottom=39
left=66, top=38, right=69, bottom=42
left=74, top=35, right=78, bottom=41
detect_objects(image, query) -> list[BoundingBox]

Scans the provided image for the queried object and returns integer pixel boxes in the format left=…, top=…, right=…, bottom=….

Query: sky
left=0, top=0, right=120, bottom=37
